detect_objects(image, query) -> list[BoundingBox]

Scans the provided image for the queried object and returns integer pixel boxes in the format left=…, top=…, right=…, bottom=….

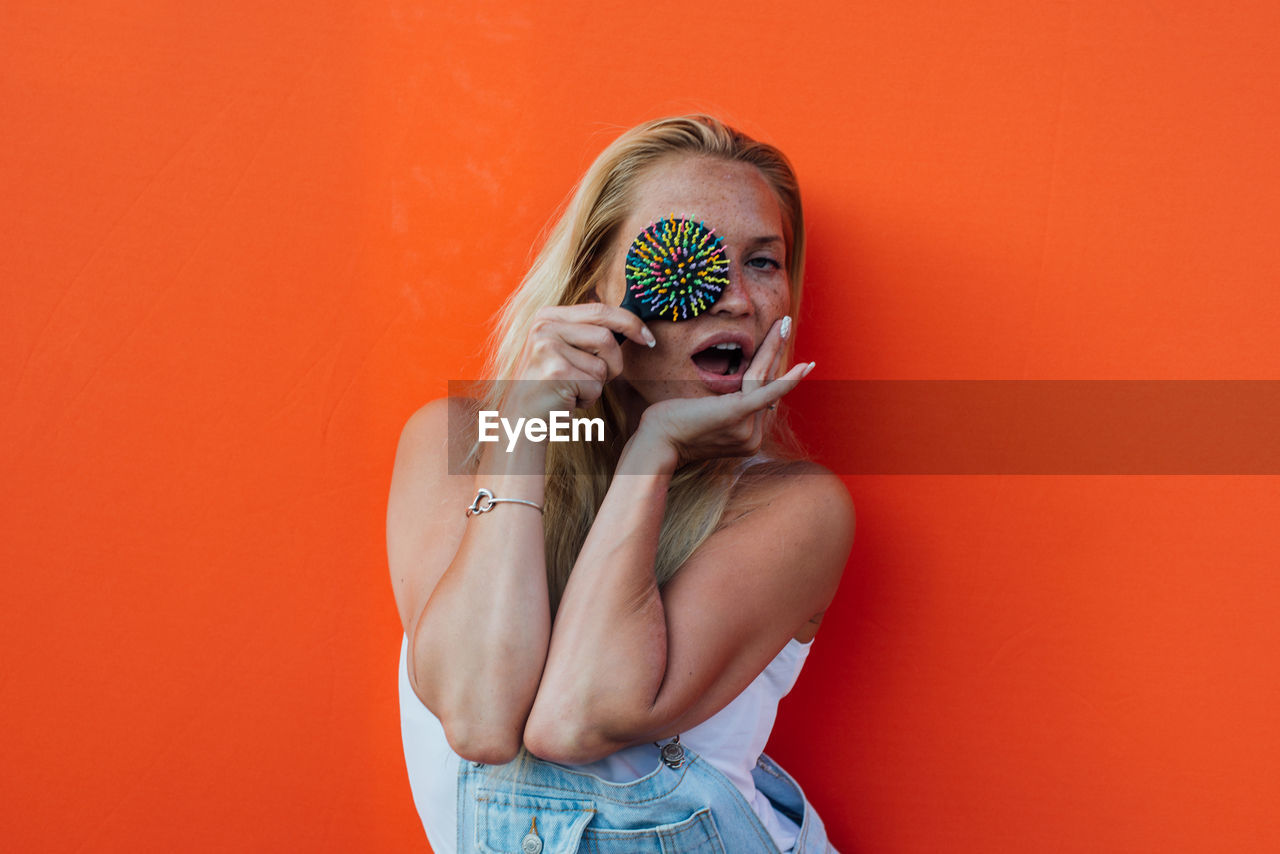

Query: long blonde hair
left=466, top=115, right=807, bottom=612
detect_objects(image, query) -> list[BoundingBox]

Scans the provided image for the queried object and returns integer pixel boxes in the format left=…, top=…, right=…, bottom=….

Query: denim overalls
left=456, top=744, right=836, bottom=853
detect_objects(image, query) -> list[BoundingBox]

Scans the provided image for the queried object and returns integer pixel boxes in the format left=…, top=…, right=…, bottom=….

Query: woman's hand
left=627, top=318, right=815, bottom=471
left=504, top=304, right=655, bottom=418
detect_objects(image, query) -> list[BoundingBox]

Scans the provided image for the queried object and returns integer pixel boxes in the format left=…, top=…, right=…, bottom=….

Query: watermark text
left=478, top=410, right=605, bottom=452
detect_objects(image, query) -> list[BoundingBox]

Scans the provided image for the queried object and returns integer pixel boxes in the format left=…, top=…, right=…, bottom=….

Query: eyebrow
left=744, top=235, right=785, bottom=249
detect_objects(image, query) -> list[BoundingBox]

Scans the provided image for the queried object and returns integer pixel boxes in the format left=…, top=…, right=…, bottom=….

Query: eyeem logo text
left=478, top=410, right=605, bottom=452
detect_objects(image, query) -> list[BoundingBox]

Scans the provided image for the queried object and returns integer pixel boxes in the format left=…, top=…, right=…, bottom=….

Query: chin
left=622, top=378, right=727, bottom=408
left=691, top=369, right=745, bottom=395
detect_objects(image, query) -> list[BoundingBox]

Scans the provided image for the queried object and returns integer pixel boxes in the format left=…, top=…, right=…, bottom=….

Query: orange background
left=3, top=1, right=1278, bottom=851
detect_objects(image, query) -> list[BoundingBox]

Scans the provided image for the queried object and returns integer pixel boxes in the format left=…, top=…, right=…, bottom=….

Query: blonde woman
left=389, top=115, right=854, bottom=853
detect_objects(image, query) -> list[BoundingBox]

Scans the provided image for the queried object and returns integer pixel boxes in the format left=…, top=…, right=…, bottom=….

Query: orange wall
left=3, top=1, right=1278, bottom=851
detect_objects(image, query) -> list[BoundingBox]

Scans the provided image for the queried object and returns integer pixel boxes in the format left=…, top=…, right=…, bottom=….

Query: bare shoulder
left=670, top=459, right=854, bottom=615
left=389, top=397, right=477, bottom=507
left=396, top=396, right=478, bottom=460
left=387, top=397, right=478, bottom=634
left=725, top=459, right=855, bottom=549
left=721, top=460, right=855, bottom=639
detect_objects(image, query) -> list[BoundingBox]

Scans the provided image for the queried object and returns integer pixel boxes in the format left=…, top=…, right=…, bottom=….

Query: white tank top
left=398, top=633, right=813, bottom=853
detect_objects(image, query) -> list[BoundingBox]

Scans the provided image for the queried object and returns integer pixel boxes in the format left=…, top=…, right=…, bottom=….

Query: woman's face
left=598, top=155, right=792, bottom=408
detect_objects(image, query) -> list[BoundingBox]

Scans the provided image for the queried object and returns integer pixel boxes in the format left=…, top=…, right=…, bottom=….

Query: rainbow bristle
left=623, top=216, right=730, bottom=322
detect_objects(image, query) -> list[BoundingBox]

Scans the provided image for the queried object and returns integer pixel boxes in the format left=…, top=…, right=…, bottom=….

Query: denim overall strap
left=752, top=753, right=835, bottom=854
left=457, top=743, right=832, bottom=854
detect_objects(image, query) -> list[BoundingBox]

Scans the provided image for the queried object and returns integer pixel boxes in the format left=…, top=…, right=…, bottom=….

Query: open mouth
left=691, top=342, right=745, bottom=377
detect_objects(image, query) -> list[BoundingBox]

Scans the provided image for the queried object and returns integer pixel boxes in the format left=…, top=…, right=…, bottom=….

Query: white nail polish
left=779, top=316, right=792, bottom=341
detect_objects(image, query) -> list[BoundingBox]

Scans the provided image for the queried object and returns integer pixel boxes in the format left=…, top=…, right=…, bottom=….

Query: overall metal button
left=521, top=816, right=543, bottom=854
left=659, top=734, right=685, bottom=769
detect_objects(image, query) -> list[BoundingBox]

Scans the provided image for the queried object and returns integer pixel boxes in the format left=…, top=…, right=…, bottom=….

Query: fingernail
left=803, top=361, right=816, bottom=377
left=780, top=316, right=792, bottom=341
left=642, top=327, right=656, bottom=348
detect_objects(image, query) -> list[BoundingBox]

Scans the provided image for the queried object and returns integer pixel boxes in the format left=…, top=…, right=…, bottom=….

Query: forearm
left=409, top=438, right=550, bottom=762
left=524, top=429, right=678, bottom=761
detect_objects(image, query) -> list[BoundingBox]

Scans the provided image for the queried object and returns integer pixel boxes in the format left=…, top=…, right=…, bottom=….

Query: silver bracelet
left=465, top=488, right=544, bottom=517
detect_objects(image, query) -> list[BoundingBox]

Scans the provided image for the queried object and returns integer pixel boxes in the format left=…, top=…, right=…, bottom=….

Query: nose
left=710, top=262, right=752, bottom=317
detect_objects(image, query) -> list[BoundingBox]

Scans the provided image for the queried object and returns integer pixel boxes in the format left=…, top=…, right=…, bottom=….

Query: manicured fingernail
left=642, top=327, right=656, bottom=348
left=780, top=316, right=792, bottom=341
left=803, top=361, right=816, bottom=377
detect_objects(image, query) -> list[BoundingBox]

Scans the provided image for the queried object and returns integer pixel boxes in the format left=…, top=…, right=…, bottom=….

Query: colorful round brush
left=613, top=215, right=730, bottom=342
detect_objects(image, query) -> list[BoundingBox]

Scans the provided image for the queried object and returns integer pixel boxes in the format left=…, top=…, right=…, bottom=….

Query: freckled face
left=599, top=156, right=792, bottom=405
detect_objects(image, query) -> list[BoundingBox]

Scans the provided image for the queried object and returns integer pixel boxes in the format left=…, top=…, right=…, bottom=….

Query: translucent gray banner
left=446, top=381, right=1280, bottom=474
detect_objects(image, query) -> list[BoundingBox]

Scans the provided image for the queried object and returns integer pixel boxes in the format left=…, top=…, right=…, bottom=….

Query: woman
left=389, top=115, right=855, bottom=853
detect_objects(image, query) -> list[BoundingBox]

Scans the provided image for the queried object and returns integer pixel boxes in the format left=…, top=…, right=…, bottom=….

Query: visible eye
left=745, top=256, right=782, bottom=271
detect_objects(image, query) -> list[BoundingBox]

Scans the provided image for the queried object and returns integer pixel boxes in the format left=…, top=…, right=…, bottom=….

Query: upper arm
left=631, top=466, right=855, bottom=742
left=387, top=397, right=473, bottom=636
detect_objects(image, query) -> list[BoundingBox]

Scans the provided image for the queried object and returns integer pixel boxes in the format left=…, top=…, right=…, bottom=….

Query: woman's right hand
left=504, top=304, right=655, bottom=417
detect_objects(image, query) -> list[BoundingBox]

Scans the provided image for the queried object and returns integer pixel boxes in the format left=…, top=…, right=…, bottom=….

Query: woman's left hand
left=626, top=318, right=814, bottom=471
